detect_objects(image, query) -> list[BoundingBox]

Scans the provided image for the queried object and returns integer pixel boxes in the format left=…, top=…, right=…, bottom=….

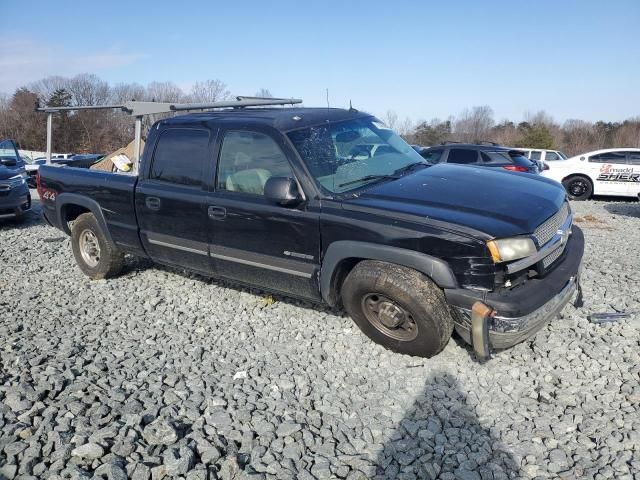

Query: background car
left=419, top=142, right=539, bottom=174
left=0, top=139, right=31, bottom=221
left=25, top=154, right=104, bottom=187
left=541, top=148, right=640, bottom=200
left=520, top=148, right=568, bottom=163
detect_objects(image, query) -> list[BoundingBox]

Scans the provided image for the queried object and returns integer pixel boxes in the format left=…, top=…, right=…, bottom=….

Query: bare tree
left=491, top=120, right=521, bottom=146
left=524, top=110, right=555, bottom=126
left=146, top=81, right=186, bottom=103
left=67, top=74, right=110, bottom=106
left=453, top=106, right=494, bottom=143
left=190, top=79, right=231, bottom=103
left=27, top=76, right=68, bottom=104
left=384, top=110, right=399, bottom=130
left=255, top=88, right=273, bottom=98
left=613, top=119, right=640, bottom=148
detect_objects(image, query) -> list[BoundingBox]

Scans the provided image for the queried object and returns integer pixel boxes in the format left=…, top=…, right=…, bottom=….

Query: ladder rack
left=36, top=96, right=302, bottom=169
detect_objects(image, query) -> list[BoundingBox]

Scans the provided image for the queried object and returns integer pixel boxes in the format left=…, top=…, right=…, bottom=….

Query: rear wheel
left=341, top=260, right=453, bottom=357
left=71, top=213, right=124, bottom=279
left=562, top=175, right=593, bottom=200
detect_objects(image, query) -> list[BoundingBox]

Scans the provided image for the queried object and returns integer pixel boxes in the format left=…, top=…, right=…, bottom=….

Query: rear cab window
left=150, top=128, right=211, bottom=187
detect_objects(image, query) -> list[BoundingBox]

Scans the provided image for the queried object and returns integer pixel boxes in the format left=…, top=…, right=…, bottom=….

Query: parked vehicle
left=419, top=143, right=539, bottom=174
left=542, top=148, right=640, bottom=200
left=520, top=148, right=568, bottom=163
left=39, top=106, right=583, bottom=359
left=26, top=154, right=104, bottom=187
left=0, top=139, right=31, bottom=220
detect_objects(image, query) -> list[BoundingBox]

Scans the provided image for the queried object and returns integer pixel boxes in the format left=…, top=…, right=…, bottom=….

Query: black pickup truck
left=39, top=107, right=583, bottom=359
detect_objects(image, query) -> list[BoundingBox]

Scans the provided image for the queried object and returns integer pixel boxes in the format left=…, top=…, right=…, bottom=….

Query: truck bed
left=39, top=165, right=145, bottom=256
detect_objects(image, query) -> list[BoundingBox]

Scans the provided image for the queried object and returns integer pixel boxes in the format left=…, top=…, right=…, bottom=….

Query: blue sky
left=2, top=0, right=639, bottom=123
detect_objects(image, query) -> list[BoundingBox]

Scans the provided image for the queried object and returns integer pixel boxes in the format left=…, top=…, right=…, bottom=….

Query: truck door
left=135, top=127, right=216, bottom=274
left=208, top=128, right=321, bottom=300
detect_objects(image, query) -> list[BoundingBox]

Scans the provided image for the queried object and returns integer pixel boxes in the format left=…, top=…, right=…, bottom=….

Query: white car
left=520, top=148, right=568, bottom=163
left=541, top=148, right=640, bottom=200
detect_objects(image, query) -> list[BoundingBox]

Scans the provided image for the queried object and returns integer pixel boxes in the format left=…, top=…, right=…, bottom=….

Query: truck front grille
left=533, top=202, right=569, bottom=247
left=542, top=243, right=566, bottom=269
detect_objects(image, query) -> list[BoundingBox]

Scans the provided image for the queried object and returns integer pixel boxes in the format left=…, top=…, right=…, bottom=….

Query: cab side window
left=447, top=149, right=479, bottom=164
left=530, top=151, right=542, bottom=161
left=217, top=131, right=294, bottom=195
left=589, top=152, right=627, bottom=164
left=545, top=152, right=559, bottom=161
left=150, top=129, right=210, bottom=187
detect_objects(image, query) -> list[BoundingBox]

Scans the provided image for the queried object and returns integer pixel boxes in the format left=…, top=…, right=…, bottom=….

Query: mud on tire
left=71, top=213, right=124, bottom=279
left=341, top=260, right=454, bottom=357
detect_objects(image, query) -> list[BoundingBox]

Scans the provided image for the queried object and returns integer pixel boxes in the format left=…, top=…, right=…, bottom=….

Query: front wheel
left=562, top=175, right=593, bottom=201
left=341, top=261, right=454, bottom=357
left=71, top=213, right=124, bottom=279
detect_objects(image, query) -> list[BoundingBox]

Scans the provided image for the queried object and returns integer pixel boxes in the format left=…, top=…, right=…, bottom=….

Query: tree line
left=390, top=106, right=640, bottom=157
left=1, top=73, right=638, bottom=157
left=0, top=74, right=250, bottom=155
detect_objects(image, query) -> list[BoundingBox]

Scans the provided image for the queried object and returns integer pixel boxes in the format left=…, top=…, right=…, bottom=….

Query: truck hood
left=342, top=164, right=567, bottom=239
left=0, top=165, right=23, bottom=180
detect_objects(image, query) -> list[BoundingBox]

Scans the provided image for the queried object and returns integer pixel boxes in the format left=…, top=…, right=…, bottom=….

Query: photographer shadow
left=375, top=371, right=521, bottom=479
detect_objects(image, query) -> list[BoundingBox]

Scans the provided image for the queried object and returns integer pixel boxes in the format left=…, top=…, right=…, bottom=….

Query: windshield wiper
left=393, top=161, right=428, bottom=175
left=338, top=174, right=399, bottom=188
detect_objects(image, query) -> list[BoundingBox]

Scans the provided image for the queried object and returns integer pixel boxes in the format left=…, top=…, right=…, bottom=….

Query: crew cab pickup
left=39, top=107, right=584, bottom=359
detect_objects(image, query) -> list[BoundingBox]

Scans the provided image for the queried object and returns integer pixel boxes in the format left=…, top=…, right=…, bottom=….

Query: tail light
left=503, top=165, right=529, bottom=172
left=36, top=171, right=45, bottom=197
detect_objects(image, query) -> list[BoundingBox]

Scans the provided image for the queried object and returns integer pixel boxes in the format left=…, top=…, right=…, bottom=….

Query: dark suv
left=0, top=139, right=31, bottom=221
left=420, top=143, right=539, bottom=174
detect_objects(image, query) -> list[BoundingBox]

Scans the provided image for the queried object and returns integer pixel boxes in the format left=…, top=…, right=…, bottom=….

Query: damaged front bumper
left=445, top=226, right=584, bottom=359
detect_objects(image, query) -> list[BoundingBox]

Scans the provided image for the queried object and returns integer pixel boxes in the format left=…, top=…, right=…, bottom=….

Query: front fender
left=320, top=240, right=458, bottom=305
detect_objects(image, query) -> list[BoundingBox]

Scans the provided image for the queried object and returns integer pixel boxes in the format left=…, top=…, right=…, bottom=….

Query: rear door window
left=589, top=151, right=627, bottom=164
left=447, top=149, right=479, bottom=164
left=529, top=151, right=542, bottom=161
left=545, top=151, right=560, bottom=161
left=150, top=129, right=210, bottom=187
left=627, top=151, right=640, bottom=165
left=479, top=151, right=515, bottom=164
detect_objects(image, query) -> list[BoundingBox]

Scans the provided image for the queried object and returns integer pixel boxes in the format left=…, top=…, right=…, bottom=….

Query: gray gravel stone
left=142, top=418, right=178, bottom=446
left=0, top=195, right=639, bottom=479
left=71, top=442, right=105, bottom=460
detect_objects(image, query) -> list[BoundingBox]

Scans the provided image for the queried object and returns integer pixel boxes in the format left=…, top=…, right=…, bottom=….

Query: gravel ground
left=0, top=193, right=639, bottom=480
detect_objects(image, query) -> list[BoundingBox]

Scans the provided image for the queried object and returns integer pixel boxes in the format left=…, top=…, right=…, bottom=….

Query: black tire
left=71, top=213, right=124, bottom=279
left=562, top=175, right=593, bottom=201
left=341, top=260, right=454, bottom=357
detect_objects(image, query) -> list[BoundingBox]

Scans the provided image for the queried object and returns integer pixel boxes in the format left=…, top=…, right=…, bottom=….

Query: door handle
left=208, top=206, right=226, bottom=220
left=145, top=196, right=161, bottom=210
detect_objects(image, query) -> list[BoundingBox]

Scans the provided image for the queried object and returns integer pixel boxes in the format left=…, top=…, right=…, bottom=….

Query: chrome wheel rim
left=361, top=293, right=418, bottom=341
left=79, top=229, right=101, bottom=267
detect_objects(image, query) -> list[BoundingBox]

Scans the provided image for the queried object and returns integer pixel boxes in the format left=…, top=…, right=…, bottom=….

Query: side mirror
left=264, top=176, right=303, bottom=207
left=542, top=162, right=550, bottom=171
